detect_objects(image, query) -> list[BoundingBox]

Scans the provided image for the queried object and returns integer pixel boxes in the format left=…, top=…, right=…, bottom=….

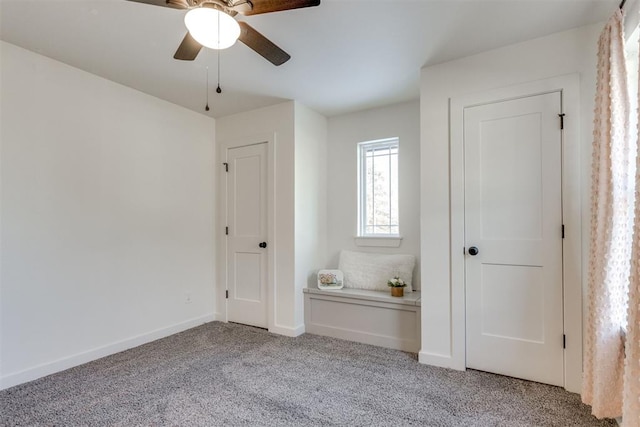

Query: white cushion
left=338, top=250, right=415, bottom=292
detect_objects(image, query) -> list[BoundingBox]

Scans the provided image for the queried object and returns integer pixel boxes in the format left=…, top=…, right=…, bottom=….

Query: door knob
left=468, top=246, right=479, bottom=256
left=259, top=242, right=267, bottom=248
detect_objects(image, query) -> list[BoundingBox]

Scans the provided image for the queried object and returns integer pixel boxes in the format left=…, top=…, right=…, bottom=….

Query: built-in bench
left=303, top=287, right=421, bottom=352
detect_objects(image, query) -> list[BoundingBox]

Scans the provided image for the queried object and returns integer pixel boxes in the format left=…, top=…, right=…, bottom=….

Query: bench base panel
left=303, top=289, right=421, bottom=353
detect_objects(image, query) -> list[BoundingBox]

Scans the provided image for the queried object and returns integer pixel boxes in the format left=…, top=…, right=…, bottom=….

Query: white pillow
left=338, top=250, right=415, bottom=292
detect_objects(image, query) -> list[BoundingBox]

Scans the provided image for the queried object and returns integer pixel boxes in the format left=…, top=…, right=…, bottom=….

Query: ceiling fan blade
left=237, top=22, right=290, bottom=66
left=174, top=32, right=203, bottom=60
left=234, top=0, right=320, bottom=16
left=126, top=0, right=190, bottom=9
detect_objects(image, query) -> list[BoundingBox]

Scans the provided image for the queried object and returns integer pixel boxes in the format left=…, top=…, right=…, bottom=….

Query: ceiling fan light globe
left=184, top=8, right=240, bottom=50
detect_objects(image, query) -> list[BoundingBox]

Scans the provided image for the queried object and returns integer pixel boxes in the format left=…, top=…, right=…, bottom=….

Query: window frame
left=357, top=137, right=400, bottom=239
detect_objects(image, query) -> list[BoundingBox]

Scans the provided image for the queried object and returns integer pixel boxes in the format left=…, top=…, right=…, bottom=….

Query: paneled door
left=226, top=142, right=268, bottom=328
left=464, top=92, right=564, bottom=386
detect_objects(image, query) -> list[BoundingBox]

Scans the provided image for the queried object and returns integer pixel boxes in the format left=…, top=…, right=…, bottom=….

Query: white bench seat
left=303, top=287, right=421, bottom=352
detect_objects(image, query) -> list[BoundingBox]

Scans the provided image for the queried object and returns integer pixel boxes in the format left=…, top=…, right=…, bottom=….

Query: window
left=618, top=24, right=640, bottom=334
left=357, top=138, right=399, bottom=237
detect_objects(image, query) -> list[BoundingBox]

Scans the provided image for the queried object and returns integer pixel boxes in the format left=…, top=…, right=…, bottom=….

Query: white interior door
left=226, top=142, right=268, bottom=328
left=464, top=92, right=564, bottom=386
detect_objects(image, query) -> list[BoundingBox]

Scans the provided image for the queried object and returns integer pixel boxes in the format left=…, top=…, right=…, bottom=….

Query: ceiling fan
left=127, top=0, right=321, bottom=65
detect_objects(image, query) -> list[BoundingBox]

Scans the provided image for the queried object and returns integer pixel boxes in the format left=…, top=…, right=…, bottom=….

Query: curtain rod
left=620, top=0, right=626, bottom=9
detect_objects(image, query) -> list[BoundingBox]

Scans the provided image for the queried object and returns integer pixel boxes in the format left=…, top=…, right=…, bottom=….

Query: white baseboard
left=270, top=323, right=305, bottom=337
left=0, top=313, right=215, bottom=391
left=213, top=312, right=225, bottom=322
left=418, top=350, right=465, bottom=371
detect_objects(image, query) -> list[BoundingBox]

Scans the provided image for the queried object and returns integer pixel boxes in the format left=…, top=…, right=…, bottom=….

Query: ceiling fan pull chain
left=217, top=51, right=222, bottom=94
left=217, top=16, right=223, bottom=94
left=205, top=65, right=210, bottom=111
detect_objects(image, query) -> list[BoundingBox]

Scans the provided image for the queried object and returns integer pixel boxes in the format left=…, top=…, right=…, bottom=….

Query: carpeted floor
left=0, top=321, right=617, bottom=426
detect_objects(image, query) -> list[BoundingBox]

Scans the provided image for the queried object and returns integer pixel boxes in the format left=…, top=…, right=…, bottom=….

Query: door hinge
left=225, top=226, right=229, bottom=235
left=223, top=162, right=229, bottom=172
left=558, top=113, right=565, bottom=130
left=562, top=224, right=565, bottom=239
left=463, top=247, right=466, bottom=255
left=226, top=290, right=229, bottom=299
left=563, top=334, right=566, bottom=349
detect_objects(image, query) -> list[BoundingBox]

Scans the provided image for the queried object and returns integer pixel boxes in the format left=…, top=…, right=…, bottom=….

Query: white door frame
left=217, top=133, right=276, bottom=332
left=449, top=74, right=582, bottom=392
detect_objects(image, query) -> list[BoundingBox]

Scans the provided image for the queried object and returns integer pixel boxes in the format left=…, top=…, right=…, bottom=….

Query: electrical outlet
left=185, top=291, right=192, bottom=304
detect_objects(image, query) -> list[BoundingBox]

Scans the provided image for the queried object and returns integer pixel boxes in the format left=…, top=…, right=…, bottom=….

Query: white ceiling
left=0, top=0, right=616, bottom=118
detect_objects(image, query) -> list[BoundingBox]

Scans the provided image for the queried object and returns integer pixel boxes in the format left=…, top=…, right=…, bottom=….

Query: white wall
left=419, top=24, right=600, bottom=392
left=325, top=101, right=421, bottom=289
left=294, top=103, right=328, bottom=327
left=216, top=102, right=298, bottom=335
left=0, top=42, right=217, bottom=389
left=216, top=101, right=327, bottom=336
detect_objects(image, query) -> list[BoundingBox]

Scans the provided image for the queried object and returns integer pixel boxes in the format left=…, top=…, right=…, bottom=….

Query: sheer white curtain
left=582, top=9, right=635, bottom=419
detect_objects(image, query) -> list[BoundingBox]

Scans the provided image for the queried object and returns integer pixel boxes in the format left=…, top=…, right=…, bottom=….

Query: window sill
left=354, top=236, right=403, bottom=248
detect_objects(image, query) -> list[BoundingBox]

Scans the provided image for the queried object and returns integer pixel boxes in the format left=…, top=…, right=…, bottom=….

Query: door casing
left=449, top=74, right=582, bottom=392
